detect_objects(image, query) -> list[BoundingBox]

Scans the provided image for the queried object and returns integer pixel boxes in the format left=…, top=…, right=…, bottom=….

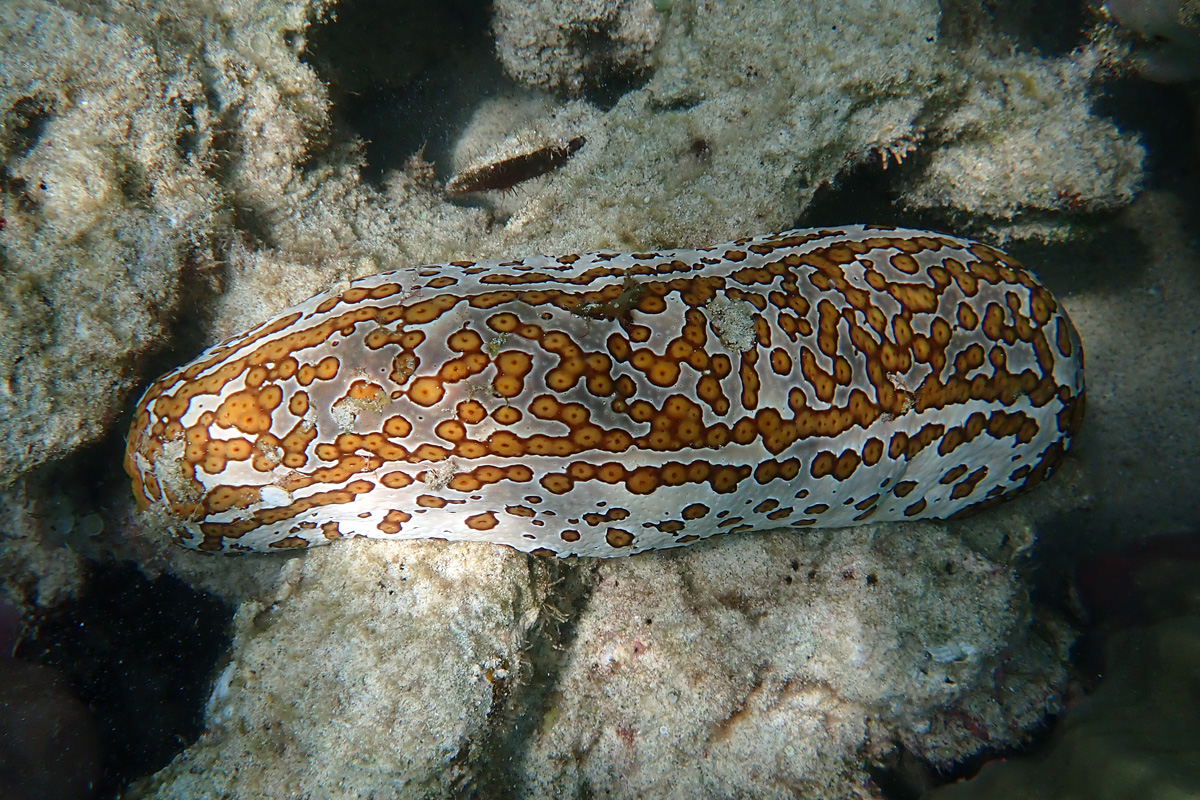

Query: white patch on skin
left=705, top=295, right=757, bottom=352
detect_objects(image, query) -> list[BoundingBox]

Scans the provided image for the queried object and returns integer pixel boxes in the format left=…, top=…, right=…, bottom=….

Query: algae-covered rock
left=0, top=0, right=487, bottom=487
left=518, top=524, right=1068, bottom=800
left=493, top=0, right=663, bottom=95
left=473, top=0, right=1144, bottom=255
left=898, top=50, right=1145, bottom=243
left=137, top=540, right=550, bottom=798
left=130, top=521, right=1072, bottom=800
left=485, top=0, right=957, bottom=254
left=0, top=0, right=221, bottom=483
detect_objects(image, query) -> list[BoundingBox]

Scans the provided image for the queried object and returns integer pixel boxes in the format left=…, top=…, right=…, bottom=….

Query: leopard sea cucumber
left=125, top=225, right=1085, bottom=556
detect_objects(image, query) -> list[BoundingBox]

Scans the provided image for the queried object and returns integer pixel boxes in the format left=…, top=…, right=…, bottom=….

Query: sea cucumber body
left=126, top=225, right=1084, bottom=556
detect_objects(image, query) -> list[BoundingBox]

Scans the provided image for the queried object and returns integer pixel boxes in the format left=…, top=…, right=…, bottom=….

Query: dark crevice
left=302, top=0, right=501, bottom=184
left=800, top=154, right=935, bottom=232
left=174, top=100, right=202, bottom=161
left=1002, top=218, right=1150, bottom=296
left=2, top=94, right=56, bottom=159
left=937, top=0, right=1094, bottom=56
left=0, top=167, right=38, bottom=213
left=470, top=559, right=600, bottom=797
left=577, top=50, right=652, bottom=111
left=981, top=0, right=1094, bottom=56
left=15, top=562, right=231, bottom=800
left=1094, top=78, right=1199, bottom=192
left=870, top=712, right=1060, bottom=799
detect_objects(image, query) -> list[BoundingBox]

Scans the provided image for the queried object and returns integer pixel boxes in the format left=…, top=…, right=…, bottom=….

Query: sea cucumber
left=125, top=225, right=1085, bottom=556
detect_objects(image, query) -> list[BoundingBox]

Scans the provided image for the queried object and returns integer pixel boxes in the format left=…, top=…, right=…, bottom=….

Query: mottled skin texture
left=126, top=226, right=1085, bottom=556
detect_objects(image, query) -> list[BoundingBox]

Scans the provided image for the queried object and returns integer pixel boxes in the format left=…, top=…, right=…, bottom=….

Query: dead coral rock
left=0, top=0, right=221, bottom=483
left=518, top=524, right=1070, bottom=799
left=490, top=0, right=954, bottom=254
left=900, top=51, right=1145, bottom=242
left=493, top=0, right=663, bottom=95
left=140, top=540, right=548, bottom=800
left=927, top=615, right=1200, bottom=800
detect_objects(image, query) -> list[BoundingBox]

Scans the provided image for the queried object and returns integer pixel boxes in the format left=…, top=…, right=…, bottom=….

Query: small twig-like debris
left=446, top=136, right=585, bottom=196
left=573, top=275, right=644, bottom=321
